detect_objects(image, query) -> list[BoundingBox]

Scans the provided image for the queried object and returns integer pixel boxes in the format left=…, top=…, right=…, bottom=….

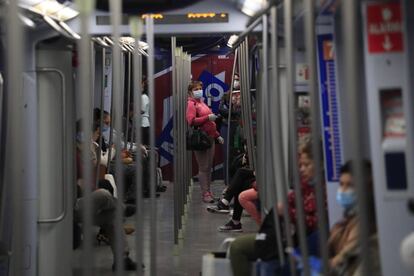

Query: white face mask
left=193, top=89, right=203, bottom=99
left=233, top=80, right=240, bottom=89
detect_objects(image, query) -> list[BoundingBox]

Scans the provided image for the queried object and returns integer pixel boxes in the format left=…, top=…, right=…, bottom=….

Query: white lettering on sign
left=366, top=3, right=404, bottom=54
left=369, top=7, right=402, bottom=35
left=369, top=22, right=402, bottom=35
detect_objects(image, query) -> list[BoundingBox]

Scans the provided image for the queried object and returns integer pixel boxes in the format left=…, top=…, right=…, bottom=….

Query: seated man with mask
left=97, top=109, right=153, bottom=201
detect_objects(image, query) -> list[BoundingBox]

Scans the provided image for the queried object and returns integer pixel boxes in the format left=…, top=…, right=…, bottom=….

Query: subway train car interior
left=1, top=0, right=414, bottom=275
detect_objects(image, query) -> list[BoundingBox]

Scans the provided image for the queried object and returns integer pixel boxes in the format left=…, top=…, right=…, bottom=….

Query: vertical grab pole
left=179, top=50, right=184, bottom=231
left=240, top=41, right=249, bottom=164
left=91, top=41, right=97, bottom=109
left=171, top=37, right=179, bottom=245
left=181, top=50, right=184, bottom=235
left=179, top=50, right=186, bottom=222
left=187, top=54, right=192, bottom=196
left=226, top=49, right=238, bottom=186
left=186, top=54, right=190, bottom=205
left=120, top=52, right=126, bottom=148
left=176, top=47, right=182, bottom=237
left=75, top=1, right=95, bottom=275
left=180, top=49, right=185, bottom=234
left=181, top=50, right=185, bottom=231
left=237, top=45, right=246, bottom=158
left=244, top=39, right=256, bottom=171
left=183, top=53, right=187, bottom=203
left=98, top=47, right=106, bottom=173
left=176, top=47, right=180, bottom=238
left=108, top=0, right=124, bottom=274
left=258, top=14, right=268, bottom=212
left=183, top=53, right=189, bottom=208
left=125, top=52, right=132, bottom=147
left=5, top=0, right=24, bottom=273
left=93, top=41, right=104, bottom=189
left=130, top=17, right=144, bottom=276
left=181, top=52, right=185, bottom=219
left=106, top=75, right=115, bottom=169
left=284, top=0, right=311, bottom=275
left=146, top=16, right=157, bottom=276
left=268, top=6, right=288, bottom=267
left=304, top=0, right=330, bottom=273
left=238, top=40, right=255, bottom=171
left=0, top=73, right=4, bottom=237
left=342, top=1, right=370, bottom=275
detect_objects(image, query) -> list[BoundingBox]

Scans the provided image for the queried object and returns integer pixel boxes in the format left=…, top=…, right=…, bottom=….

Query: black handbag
left=186, top=127, right=212, bottom=151
left=255, top=209, right=280, bottom=261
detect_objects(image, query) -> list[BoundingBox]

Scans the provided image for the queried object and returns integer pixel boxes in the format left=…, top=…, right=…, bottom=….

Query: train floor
left=73, top=180, right=258, bottom=275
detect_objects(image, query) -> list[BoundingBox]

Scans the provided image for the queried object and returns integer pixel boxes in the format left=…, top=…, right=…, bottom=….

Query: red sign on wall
left=366, top=2, right=404, bottom=54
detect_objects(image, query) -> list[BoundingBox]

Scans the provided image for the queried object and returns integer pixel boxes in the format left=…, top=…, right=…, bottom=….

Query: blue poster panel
left=316, top=33, right=342, bottom=182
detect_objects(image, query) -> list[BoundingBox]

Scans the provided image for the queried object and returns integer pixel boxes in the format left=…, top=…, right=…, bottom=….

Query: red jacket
left=186, top=97, right=220, bottom=139
left=287, top=180, right=318, bottom=232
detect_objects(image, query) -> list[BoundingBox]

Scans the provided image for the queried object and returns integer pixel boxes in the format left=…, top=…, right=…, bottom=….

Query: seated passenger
left=238, top=184, right=261, bottom=225
left=328, top=160, right=380, bottom=275
left=74, top=121, right=138, bottom=271
left=282, top=140, right=319, bottom=232
left=207, top=167, right=256, bottom=232
left=101, top=111, right=120, bottom=149
left=97, top=111, right=153, bottom=201
left=229, top=139, right=319, bottom=276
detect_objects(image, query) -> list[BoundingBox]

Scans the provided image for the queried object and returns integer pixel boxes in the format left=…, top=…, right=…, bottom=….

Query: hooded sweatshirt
left=186, top=97, right=220, bottom=139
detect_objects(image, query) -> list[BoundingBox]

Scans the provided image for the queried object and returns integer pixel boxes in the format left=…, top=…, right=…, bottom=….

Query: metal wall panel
left=36, top=48, right=74, bottom=276
left=360, top=1, right=414, bottom=274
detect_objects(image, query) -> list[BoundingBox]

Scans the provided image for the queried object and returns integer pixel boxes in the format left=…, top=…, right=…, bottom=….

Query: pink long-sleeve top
left=186, top=97, right=220, bottom=139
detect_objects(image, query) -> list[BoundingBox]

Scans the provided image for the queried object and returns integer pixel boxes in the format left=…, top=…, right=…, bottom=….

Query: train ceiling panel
left=19, top=0, right=79, bottom=21
left=95, top=13, right=229, bottom=26
left=94, top=0, right=203, bottom=14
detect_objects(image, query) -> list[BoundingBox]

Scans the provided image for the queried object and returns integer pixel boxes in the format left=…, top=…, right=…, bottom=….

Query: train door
left=360, top=1, right=414, bottom=275
left=36, top=39, right=75, bottom=276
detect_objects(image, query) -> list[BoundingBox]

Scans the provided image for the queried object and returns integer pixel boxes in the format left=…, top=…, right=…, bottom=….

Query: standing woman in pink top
left=186, top=81, right=224, bottom=203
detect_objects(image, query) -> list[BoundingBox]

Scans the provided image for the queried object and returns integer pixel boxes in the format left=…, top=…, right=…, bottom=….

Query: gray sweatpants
left=74, top=189, right=129, bottom=258
left=194, top=143, right=216, bottom=196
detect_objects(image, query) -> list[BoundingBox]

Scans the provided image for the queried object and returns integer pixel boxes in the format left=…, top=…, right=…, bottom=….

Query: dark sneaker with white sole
left=218, top=220, right=242, bottom=232
left=207, top=200, right=230, bottom=214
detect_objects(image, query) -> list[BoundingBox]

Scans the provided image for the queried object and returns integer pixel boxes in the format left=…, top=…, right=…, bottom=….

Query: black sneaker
left=218, top=220, right=242, bottom=232
left=112, top=256, right=138, bottom=271
left=156, top=185, right=167, bottom=192
left=207, top=200, right=230, bottom=214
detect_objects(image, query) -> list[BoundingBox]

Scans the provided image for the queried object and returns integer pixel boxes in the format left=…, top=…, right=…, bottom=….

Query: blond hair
left=188, top=81, right=203, bottom=94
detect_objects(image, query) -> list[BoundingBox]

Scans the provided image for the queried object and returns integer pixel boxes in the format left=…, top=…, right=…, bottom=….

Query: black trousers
left=223, top=168, right=255, bottom=221
left=142, top=127, right=150, bottom=145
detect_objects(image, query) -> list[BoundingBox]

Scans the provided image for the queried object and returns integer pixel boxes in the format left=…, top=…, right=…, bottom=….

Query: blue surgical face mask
left=102, top=125, right=110, bottom=132
left=336, top=189, right=356, bottom=210
left=193, top=89, right=203, bottom=99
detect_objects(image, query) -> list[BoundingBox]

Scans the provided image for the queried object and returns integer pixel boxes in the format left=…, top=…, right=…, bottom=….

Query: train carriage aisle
left=72, top=180, right=257, bottom=275
left=2, top=0, right=414, bottom=276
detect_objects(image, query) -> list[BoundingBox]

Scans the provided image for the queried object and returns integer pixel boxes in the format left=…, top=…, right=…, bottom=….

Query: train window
left=380, top=88, right=407, bottom=191
left=384, top=152, right=407, bottom=191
